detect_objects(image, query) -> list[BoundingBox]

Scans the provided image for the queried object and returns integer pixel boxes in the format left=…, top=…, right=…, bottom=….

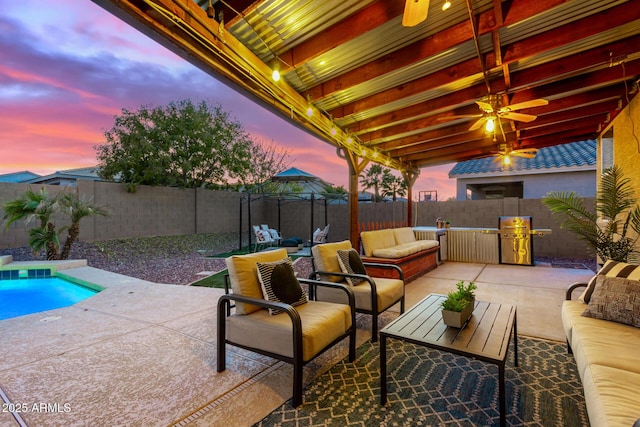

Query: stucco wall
left=606, top=90, right=640, bottom=250
left=0, top=181, right=593, bottom=259
left=456, top=169, right=596, bottom=200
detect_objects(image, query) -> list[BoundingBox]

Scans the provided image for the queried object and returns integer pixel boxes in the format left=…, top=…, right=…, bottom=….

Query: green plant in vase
left=441, top=281, right=477, bottom=328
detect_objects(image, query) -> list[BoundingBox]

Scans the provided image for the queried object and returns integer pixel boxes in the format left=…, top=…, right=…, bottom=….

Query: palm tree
left=360, top=165, right=385, bottom=202
left=59, top=194, right=108, bottom=260
left=542, top=165, right=640, bottom=263
left=3, top=187, right=62, bottom=259
left=3, top=188, right=108, bottom=260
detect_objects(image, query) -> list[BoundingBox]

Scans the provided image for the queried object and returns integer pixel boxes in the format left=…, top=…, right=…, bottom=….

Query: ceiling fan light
left=485, top=117, right=495, bottom=132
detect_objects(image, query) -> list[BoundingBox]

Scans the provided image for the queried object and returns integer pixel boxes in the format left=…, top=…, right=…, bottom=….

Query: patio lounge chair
left=261, top=224, right=283, bottom=246
left=310, top=240, right=405, bottom=342
left=217, top=248, right=356, bottom=407
left=253, top=225, right=275, bottom=251
left=312, top=224, right=330, bottom=245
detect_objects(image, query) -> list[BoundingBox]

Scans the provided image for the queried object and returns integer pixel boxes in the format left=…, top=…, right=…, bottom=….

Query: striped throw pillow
left=580, top=260, right=640, bottom=303
left=257, top=258, right=308, bottom=315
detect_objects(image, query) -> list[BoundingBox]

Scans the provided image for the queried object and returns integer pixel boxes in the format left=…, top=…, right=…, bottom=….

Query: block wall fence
left=0, top=181, right=593, bottom=259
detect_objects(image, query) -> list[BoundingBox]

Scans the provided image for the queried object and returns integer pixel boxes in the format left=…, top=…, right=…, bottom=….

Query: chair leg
left=371, top=312, right=379, bottom=342
left=292, top=358, right=303, bottom=407
left=400, top=296, right=405, bottom=314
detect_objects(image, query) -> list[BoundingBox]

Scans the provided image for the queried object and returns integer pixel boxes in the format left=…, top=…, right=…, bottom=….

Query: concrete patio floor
left=0, top=260, right=594, bottom=426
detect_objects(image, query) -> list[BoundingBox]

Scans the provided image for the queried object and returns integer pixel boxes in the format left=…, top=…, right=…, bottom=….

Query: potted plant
left=542, top=165, right=640, bottom=264
left=441, top=281, right=477, bottom=328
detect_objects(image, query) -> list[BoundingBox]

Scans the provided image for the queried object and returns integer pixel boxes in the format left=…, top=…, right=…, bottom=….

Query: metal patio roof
left=92, top=0, right=640, bottom=178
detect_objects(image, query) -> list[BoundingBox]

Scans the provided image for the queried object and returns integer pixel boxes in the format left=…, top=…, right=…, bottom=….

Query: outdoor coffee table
left=380, top=293, right=517, bottom=427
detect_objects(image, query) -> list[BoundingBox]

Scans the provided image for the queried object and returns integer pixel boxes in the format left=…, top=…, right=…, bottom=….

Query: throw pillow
left=582, top=275, right=640, bottom=327
left=336, top=248, right=368, bottom=286
left=580, top=260, right=640, bottom=303
left=257, top=258, right=308, bottom=315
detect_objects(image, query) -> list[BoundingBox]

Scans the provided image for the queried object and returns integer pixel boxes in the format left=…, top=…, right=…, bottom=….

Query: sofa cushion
left=581, top=364, right=640, bottom=427
left=582, top=275, right=640, bottom=327
left=257, top=258, right=308, bottom=315
left=571, top=320, right=640, bottom=378
left=226, top=300, right=352, bottom=362
left=225, top=248, right=289, bottom=315
left=337, top=248, right=367, bottom=286
left=580, top=260, right=640, bottom=303
left=361, top=229, right=396, bottom=257
left=311, top=240, right=352, bottom=282
left=393, top=227, right=417, bottom=245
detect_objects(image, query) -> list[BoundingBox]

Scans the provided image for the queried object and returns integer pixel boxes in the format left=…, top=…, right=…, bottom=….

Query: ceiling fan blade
left=475, top=100, right=494, bottom=113
left=503, top=99, right=549, bottom=111
left=402, top=0, right=429, bottom=27
left=501, top=111, right=538, bottom=122
left=468, top=117, right=486, bottom=131
left=437, top=114, right=482, bottom=121
left=512, top=148, right=538, bottom=158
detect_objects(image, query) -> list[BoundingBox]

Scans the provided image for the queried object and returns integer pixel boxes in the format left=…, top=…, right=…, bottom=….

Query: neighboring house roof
left=24, top=166, right=105, bottom=186
left=449, top=140, right=596, bottom=178
left=0, top=171, right=41, bottom=183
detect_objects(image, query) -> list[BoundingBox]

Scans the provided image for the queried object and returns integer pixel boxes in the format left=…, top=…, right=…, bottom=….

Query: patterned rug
left=254, top=336, right=589, bottom=426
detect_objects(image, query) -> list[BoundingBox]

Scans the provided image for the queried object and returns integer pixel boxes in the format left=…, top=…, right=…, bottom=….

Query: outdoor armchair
left=217, top=248, right=356, bottom=408
left=310, top=240, right=405, bottom=342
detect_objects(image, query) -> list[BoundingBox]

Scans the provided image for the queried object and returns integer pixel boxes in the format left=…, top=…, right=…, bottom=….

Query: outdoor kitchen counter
left=413, top=226, right=499, bottom=264
left=413, top=226, right=551, bottom=265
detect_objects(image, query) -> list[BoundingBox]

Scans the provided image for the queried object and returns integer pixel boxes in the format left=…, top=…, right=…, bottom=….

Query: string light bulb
left=306, top=95, right=313, bottom=117
left=503, top=155, right=511, bottom=165
left=442, top=0, right=451, bottom=11
left=485, top=117, right=495, bottom=132
left=271, top=68, right=280, bottom=81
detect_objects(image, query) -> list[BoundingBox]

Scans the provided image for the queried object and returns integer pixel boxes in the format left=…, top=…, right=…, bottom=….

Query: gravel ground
left=0, top=233, right=595, bottom=285
left=0, top=233, right=315, bottom=285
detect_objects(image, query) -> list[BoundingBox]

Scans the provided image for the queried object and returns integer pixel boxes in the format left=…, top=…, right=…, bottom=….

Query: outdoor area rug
left=254, top=336, right=588, bottom=426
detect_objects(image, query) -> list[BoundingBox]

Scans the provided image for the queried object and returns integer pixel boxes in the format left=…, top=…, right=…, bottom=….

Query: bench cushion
left=361, top=229, right=396, bottom=257
left=393, top=227, right=417, bottom=245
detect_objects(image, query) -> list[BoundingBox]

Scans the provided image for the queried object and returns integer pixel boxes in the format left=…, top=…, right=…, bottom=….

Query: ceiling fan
left=446, top=95, right=549, bottom=132
left=492, top=143, right=538, bottom=165
left=402, top=0, right=430, bottom=27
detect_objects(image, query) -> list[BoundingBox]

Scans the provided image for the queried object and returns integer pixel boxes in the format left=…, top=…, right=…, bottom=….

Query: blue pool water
left=0, top=277, right=98, bottom=320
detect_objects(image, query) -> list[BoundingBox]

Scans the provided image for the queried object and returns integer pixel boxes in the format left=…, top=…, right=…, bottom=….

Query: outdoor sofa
left=562, top=260, right=640, bottom=427
left=359, top=227, right=439, bottom=282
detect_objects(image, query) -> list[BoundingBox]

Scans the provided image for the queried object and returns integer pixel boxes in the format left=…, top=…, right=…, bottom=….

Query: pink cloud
left=0, top=1, right=457, bottom=200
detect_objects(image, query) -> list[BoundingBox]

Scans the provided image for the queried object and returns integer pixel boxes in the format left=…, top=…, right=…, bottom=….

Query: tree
left=542, top=165, right=640, bottom=263
left=381, top=170, right=407, bottom=201
left=234, top=137, right=292, bottom=190
left=95, top=100, right=254, bottom=191
left=3, top=188, right=108, bottom=260
left=360, top=165, right=386, bottom=202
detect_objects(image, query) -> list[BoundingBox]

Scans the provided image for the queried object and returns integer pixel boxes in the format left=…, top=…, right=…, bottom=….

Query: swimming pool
left=0, top=276, right=99, bottom=320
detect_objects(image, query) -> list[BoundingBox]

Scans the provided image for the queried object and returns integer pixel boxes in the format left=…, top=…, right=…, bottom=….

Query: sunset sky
left=0, top=1, right=456, bottom=200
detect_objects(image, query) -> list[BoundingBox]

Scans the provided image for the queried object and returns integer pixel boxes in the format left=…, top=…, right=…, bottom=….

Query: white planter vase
left=441, top=299, right=474, bottom=328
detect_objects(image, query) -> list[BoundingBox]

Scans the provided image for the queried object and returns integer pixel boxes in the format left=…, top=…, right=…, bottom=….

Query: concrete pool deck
left=0, top=260, right=594, bottom=426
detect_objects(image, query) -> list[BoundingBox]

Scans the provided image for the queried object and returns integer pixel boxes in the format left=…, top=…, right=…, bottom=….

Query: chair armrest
left=308, top=270, right=377, bottom=294
left=566, top=282, right=588, bottom=300
left=218, top=293, right=300, bottom=320
left=362, top=262, right=405, bottom=281
left=299, top=278, right=356, bottom=311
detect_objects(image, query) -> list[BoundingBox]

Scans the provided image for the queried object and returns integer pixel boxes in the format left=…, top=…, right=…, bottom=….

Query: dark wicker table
left=380, top=293, right=518, bottom=427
